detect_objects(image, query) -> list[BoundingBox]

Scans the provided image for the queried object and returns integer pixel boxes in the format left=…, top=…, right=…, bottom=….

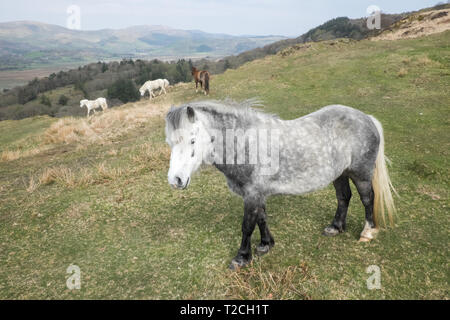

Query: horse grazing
left=165, top=100, right=397, bottom=269
left=163, top=79, right=170, bottom=90
left=139, top=79, right=168, bottom=99
left=191, top=67, right=210, bottom=95
left=80, top=98, right=108, bottom=118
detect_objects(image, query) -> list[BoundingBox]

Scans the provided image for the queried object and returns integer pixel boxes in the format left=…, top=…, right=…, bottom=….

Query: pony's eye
left=191, top=139, right=195, bottom=144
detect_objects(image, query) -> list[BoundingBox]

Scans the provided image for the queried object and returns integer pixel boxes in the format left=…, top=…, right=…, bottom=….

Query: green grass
left=0, top=32, right=449, bottom=299
left=0, top=116, right=55, bottom=149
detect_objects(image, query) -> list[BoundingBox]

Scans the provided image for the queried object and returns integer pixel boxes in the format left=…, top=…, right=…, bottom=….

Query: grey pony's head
left=165, top=105, right=213, bottom=190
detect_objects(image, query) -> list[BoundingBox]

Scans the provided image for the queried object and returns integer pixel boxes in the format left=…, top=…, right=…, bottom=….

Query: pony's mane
left=166, top=99, right=278, bottom=131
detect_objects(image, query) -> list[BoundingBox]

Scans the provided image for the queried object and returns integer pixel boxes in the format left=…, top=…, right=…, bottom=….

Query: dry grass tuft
left=39, top=166, right=76, bottom=187
left=107, top=149, right=118, bottom=156
left=3, top=101, right=170, bottom=163
left=401, top=57, right=412, bottom=65
left=43, top=117, right=99, bottom=145
left=28, top=162, right=125, bottom=192
left=77, top=168, right=95, bottom=186
left=37, top=166, right=94, bottom=188
left=225, top=262, right=314, bottom=300
left=397, top=68, right=408, bottom=77
left=356, top=87, right=374, bottom=97
left=1, top=150, right=21, bottom=161
left=96, top=162, right=124, bottom=181
left=416, top=56, right=433, bottom=66
left=26, top=176, right=41, bottom=193
left=416, top=185, right=442, bottom=200
left=42, top=102, right=170, bottom=146
left=1, top=147, right=41, bottom=162
left=131, top=142, right=171, bottom=171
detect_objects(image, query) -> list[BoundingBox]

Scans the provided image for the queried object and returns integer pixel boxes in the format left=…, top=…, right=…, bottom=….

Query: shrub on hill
left=107, top=79, right=140, bottom=103
left=58, top=95, right=69, bottom=106
left=40, top=95, right=52, bottom=107
left=0, top=101, right=58, bottom=120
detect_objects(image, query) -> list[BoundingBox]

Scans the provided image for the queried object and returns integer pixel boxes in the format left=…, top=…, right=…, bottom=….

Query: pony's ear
left=187, top=106, right=195, bottom=123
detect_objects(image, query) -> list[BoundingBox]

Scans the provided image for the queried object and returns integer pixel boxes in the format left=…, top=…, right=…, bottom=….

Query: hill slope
left=193, top=4, right=450, bottom=75
left=0, top=30, right=449, bottom=299
left=374, top=7, right=450, bottom=40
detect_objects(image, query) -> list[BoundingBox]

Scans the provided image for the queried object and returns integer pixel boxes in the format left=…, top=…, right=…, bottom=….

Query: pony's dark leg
left=323, top=175, right=351, bottom=236
left=255, top=204, right=275, bottom=255
left=351, top=178, right=378, bottom=241
left=195, top=80, right=198, bottom=92
left=230, top=196, right=262, bottom=269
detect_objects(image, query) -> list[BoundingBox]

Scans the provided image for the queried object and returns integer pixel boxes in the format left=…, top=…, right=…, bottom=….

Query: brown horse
left=191, top=67, right=210, bottom=95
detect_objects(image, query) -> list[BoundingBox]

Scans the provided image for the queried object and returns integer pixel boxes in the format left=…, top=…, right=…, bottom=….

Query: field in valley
left=0, top=64, right=87, bottom=91
left=0, top=31, right=449, bottom=299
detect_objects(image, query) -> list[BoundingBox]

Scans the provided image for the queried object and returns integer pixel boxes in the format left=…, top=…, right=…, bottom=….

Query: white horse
left=80, top=98, right=108, bottom=118
left=139, top=79, right=169, bottom=99
left=163, top=79, right=170, bottom=90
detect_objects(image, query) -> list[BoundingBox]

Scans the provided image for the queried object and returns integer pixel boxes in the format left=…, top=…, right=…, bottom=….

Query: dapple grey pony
left=165, top=100, right=396, bottom=269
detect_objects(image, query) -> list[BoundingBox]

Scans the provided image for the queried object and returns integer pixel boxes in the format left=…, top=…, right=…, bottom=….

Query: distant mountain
left=0, top=21, right=287, bottom=70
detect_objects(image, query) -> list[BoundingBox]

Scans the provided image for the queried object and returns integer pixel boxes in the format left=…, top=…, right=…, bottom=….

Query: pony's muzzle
left=169, top=176, right=190, bottom=190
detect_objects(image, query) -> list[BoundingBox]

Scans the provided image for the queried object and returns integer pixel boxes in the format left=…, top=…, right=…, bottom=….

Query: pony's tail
left=369, top=116, right=397, bottom=228
left=204, top=73, right=210, bottom=95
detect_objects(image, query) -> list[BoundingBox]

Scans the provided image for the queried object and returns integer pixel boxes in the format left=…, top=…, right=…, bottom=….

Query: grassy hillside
left=0, top=31, right=449, bottom=299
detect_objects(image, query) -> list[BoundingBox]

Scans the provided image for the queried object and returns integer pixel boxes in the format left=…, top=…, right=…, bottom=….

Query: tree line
left=0, top=58, right=194, bottom=120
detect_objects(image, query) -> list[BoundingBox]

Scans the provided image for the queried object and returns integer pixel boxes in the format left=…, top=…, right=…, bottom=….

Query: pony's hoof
left=229, top=257, right=251, bottom=270
left=256, top=241, right=274, bottom=255
left=256, top=244, right=270, bottom=255
left=322, top=225, right=341, bottom=237
left=359, top=227, right=378, bottom=242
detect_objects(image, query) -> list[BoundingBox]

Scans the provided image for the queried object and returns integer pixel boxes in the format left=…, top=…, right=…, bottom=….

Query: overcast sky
left=0, top=0, right=443, bottom=36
